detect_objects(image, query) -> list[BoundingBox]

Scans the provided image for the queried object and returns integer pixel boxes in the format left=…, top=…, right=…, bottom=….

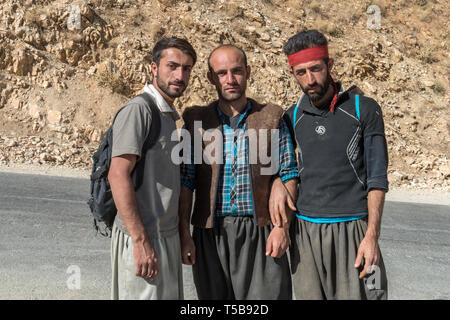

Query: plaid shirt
left=181, top=102, right=298, bottom=216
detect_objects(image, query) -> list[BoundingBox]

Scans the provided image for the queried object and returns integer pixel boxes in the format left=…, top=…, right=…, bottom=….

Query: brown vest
left=182, top=98, right=283, bottom=228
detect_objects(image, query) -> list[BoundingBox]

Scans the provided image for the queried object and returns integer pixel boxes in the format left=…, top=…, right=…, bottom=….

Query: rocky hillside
left=0, top=0, right=449, bottom=190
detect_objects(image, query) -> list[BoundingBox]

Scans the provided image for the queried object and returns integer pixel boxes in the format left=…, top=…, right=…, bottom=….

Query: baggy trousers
left=289, top=217, right=388, bottom=300
left=111, top=223, right=184, bottom=300
left=192, top=216, right=292, bottom=300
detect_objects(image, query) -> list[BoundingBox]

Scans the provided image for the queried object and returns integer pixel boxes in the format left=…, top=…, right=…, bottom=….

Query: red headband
left=288, top=45, right=329, bottom=67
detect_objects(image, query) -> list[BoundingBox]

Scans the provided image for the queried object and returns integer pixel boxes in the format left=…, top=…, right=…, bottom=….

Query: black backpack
left=87, top=92, right=161, bottom=237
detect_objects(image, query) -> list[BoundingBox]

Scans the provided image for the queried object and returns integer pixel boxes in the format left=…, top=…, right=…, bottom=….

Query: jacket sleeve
left=364, top=134, right=389, bottom=192
left=360, top=97, right=389, bottom=192
left=277, top=118, right=299, bottom=184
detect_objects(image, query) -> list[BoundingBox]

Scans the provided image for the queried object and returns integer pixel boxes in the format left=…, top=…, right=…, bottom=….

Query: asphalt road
left=0, top=172, right=448, bottom=300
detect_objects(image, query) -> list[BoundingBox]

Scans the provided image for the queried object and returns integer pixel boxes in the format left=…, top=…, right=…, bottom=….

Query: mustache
left=304, top=83, right=321, bottom=91
left=224, top=84, right=241, bottom=90
left=169, top=80, right=185, bottom=86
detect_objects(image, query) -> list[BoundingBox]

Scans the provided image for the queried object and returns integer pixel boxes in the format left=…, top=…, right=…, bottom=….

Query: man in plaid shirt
left=178, top=44, right=299, bottom=300
left=181, top=104, right=298, bottom=217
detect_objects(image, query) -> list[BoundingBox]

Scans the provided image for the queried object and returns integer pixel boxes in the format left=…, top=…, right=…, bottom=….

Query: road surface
left=0, top=171, right=448, bottom=299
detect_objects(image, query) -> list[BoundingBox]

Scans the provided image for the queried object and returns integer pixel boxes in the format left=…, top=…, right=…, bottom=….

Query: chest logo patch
left=315, top=125, right=326, bottom=135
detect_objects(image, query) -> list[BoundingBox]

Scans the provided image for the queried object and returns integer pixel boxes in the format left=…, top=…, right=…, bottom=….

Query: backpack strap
left=287, top=95, right=304, bottom=151
left=355, top=94, right=360, bottom=120
left=137, top=92, right=162, bottom=151
left=131, top=92, right=161, bottom=191
left=283, top=107, right=297, bottom=150
left=292, top=96, right=302, bottom=129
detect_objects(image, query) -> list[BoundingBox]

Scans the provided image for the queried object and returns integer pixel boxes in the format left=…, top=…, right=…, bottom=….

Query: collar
left=299, top=82, right=345, bottom=116
left=144, top=83, right=180, bottom=120
left=216, top=100, right=252, bottom=127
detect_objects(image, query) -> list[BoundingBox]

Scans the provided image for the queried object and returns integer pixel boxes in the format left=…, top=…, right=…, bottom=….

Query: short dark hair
left=207, top=44, right=248, bottom=73
left=152, top=37, right=197, bottom=66
left=283, top=29, right=328, bottom=56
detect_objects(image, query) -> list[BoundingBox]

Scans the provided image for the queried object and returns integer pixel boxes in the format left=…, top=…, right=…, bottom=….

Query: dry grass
left=433, top=81, right=446, bottom=95
left=149, top=22, right=165, bottom=41
left=310, top=1, right=321, bottom=13
left=415, top=0, right=428, bottom=6
left=284, top=0, right=303, bottom=17
left=24, top=7, right=48, bottom=25
left=328, top=26, right=344, bottom=38
left=419, top=6, right=433, bottom=23
left=197, top=0, right=214, bottom=6
left=313, top=20, right=344, bottom=38
left=419, top=46, right=440, bottom=64
left=350, top=12, right=363, bottom=25
left=156, top=0, right=181, bottom=6
left=225, top=2, right=244, bottom=19
left=97, top=70, right=129, bottom=96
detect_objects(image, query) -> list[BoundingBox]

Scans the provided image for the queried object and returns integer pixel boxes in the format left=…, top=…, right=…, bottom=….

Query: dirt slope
left=0, top=0, right=448, bottom=190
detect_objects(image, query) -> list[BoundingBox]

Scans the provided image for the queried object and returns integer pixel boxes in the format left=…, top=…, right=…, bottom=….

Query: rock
left=422, top=79, right=434, bottom=88
left=0, top=0, right=447, bottom=189
left=87, top=66, right=96, bottom=75
left=47, top=110, right=62, bottom=125
left=259, top=32, right=271, bottom=42
left=244, top=10, right=265, bottom=26
left=364, top=82, right=377, bottom=94
left=272, top=40, right=283, bottom=49
left=96, top=60, right=115, bottom=74
left=246, top=26, right=256, bottom=34
left=28, top=103, right=43, bottom=119
left=11, top=48, right=34, bottom=76
left=89, top=129, right=102, bottom=142
left=41, top=80, right=51, bottom=88
left=6, top=139, right=18, bottom=147
left=39, top=153, right=48, bottom=161
left=440, top=164, right=450, bottom=178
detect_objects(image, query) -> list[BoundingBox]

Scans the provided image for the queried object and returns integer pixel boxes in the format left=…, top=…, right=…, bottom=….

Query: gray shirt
left=112, top=84, right=180, bottom=238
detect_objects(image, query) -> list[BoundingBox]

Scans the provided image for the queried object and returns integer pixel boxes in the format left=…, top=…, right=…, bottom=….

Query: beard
left=301, top=74, right=331, bottom=102
left=217, top=84, right=246, bottom=102
left=156, top=73, right=186, bottom=98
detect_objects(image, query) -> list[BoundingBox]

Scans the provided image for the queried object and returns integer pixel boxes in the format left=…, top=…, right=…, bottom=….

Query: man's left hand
left=354, top=234, right=380, bottom=279
left=269, top=178, right=297, bottom=227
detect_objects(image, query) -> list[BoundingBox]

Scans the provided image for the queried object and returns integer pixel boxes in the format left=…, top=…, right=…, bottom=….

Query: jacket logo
left=315, top=125, right=326, bottom=135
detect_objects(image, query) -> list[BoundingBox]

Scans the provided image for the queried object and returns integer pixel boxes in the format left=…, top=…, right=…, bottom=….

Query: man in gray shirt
left=108, top=38, right=196, bottom=300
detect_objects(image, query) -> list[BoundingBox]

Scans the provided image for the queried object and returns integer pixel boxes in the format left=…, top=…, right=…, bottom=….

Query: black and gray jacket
left=284, top=84, right=389, bottom=218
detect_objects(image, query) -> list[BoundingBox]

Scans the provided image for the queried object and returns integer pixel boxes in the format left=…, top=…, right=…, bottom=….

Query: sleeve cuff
left=281, top=172, right=300, bottom=184
left=367, top=176, right=389, bottom=192
left=111, top=147, right=141, bottom=158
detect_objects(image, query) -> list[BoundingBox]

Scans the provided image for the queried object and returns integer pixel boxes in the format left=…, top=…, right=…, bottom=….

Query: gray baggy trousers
left=111, top=223, right=184, bottom=300
left=289, top=217, right=388, bottom=300
left=192, top=216, right=292, bottom=300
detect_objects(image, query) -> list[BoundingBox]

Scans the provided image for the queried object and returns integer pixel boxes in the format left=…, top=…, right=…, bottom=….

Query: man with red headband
left=270, top=30, right=389, bottom=299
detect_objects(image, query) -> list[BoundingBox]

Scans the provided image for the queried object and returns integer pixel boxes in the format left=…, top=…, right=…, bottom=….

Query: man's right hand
left=133, top=239, right=159, bottom=280
left=180, top=233, right=196, bottom=265
left=266, top=225, right=291, bottom=258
